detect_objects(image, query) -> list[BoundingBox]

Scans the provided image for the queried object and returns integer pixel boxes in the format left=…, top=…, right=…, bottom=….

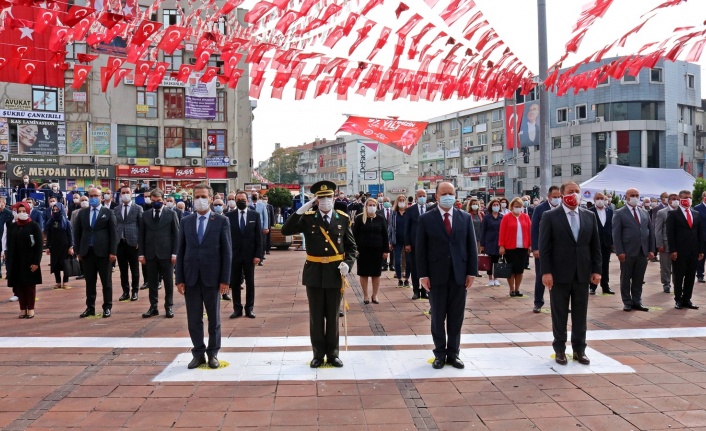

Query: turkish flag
left=0, top=5, right=65, bottom=87
left=97, top=12, right=124, bottom=29
left=34, top=7, right=58, bottom=34
left=157, top=26, right=189, bottom=54
left=338, top=116, right=428, bottom=154
left=62, top=6, right=95, bottom=27
left=48, top=26, right=71, bottom=52
left=113, top=68, right=131, bottom=87
left=132, top=20, right=163, bottom=46
left=133, top=60, right=153, bottom=87
left=244, top=1, right=276, bottom=24
left=76, top=53, right=99, bottom=63
left=71, top=16, right=95, bottom=40
left=193, top=48, right=212, bottom=72
left=72, top=64, right=91, bottom=89
left=177, top=64, right=193, bottom=83
left=200, top=67, right=219, bottom=83
left=146, top=62, right=169, bottom=92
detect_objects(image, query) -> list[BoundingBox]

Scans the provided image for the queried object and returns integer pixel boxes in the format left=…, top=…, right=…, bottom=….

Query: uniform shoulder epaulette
left=305, top=210, right=316, bottom=215
left=336, top=210, right=349, bottom=218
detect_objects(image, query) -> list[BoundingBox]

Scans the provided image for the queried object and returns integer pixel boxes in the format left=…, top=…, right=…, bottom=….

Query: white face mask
left=471, top=205, right=479, bottom=211
left=227, top=200, right=236, bottom=208
left=398, top=201, right=407, bottom=209
left=194, top=198, right=210, bottom=212
left=550, top=197, right=561, bottom=207
left=651, top=202, right=659, bottom=208
left=670, top=200, right=679, bottom=209
left=492, top=206, right=500, bottom=213
left=16, top=212, right=28, bottom=221
left=366, top=206, right=376, bottom=215
left=512, top=207, right=522, bottom=215
left=103, top=193, right=111, bottom=200
left=80, top=201, right=89, bottom=208
left=500, top=202, right=507, bottom=208
left=73, top=198, right=80, bottom=204
left=628, top=197, right=640, bottom=207
left=594, top=199, right=605, bottom=208
left=166, top=201, right=175, bottom=208
left=120, top=194, right=131, bottom=203
left=318, top=197, right=333, bottom=212
left=23, top=179, right=28, bottom=184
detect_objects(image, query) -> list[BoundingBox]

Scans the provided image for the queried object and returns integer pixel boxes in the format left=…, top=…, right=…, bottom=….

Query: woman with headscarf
left=45, top=202, right=74, bottom=289
left=2, top=202, right=43, bottom=318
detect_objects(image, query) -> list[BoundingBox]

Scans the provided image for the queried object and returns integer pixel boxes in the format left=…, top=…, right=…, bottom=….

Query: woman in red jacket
left=498, top=197, right=532, bottom=297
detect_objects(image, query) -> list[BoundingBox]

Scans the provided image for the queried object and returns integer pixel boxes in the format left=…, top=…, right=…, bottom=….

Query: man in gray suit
left=139, top=189, right=180, bottom=319
left=176, top=184, right=232, bottom=369
left=612, top=188, right=655, bottom=311
left=115, top=186, right=143, bottom=302
left=655, top=193, right=679, bottom=293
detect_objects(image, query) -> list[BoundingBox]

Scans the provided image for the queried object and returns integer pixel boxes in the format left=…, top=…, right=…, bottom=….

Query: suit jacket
left=538, top=206, right=602, bottom=285
left=104, top=201, right=119, bottom=210
left=175, top=212, right=232, bottom=288
left=74, top=206, right=118, bottom=258
left=531, top=201, right=553, bottom=252
left=589, top=206, right=614, bottom=248
left=250, top=201, right=269, bottom=230
left=138, top=207, right=180, bottom=260
left=225, top=209, right=263, bottom=263
left=114, top=203, right=143, bottom=247
left=612, top=205, right=655, bottom=257
left=404, top=203, right=428, bottom=248
left=30, top=208, right=44, bottom=229
left=667, top=208, right=704, bottom=257
left=416, top=207, right=478, bottom=286
left=654, top=206, right=671, bottom=252
left=693, top=202, right=706, bottom=219
left=266, top=204, right=275, bottom=228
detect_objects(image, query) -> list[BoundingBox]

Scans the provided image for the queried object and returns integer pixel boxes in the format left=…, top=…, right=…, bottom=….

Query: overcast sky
left=247, top=0, right=706, bottom=164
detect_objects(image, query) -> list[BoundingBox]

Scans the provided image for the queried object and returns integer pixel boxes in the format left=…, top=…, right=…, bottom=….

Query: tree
left=693, top=178, right=706, bottom=201
left=264, top=147, right=299, bottom=184
left=266, top=187, right=293, bottom=211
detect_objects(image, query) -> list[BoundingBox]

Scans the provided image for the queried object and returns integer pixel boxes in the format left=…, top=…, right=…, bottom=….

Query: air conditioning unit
left=570, top=119, right=580, bottom=126
left=0, top=153, right=8, bottom=162
left=154, top=158, right=165, bottom=165
left=229, top=159, right=238, bottom=166
left=596, top=116, right=605, bottom=123
left=697, top=145, right=704, bottom=151
left=127, top=157, right=136, bottom=165
left=190, top=158, right=202, bottom=166
left=188, top=57, right=197, bottom=65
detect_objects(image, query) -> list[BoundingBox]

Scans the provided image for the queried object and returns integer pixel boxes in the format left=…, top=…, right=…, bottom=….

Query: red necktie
left=687, top=209, right=693, bottom=228
left=444, top=212, right=452, bottom=235
left=633, top=207, right=640, bottom=224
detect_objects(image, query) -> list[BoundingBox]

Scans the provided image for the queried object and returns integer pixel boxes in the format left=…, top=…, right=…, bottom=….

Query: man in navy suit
left=404, top=189, right=431, bottom=300
left=530, top=185, right=562, bottom=313
left=416, top=181, right=477, bottom=370
left=667, top=190, right=704, bottom=310
left=588, top=192, right=616, bottom=295
left=176, top=184, right=232, bottom=369
left=692, top=191, right=706, bottom=283
left=225, top=191, right=262, bottom=319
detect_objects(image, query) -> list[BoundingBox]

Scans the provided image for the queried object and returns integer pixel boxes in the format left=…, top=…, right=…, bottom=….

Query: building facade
left=297, top=138, right=348, bottom=192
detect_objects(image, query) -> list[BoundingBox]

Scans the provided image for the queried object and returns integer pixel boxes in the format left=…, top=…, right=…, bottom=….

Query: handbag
left=477, top=254, right=491, bottom=272
left=493, top=256, right=512, bottom=279
left=62, top=255, right=81, bottom=277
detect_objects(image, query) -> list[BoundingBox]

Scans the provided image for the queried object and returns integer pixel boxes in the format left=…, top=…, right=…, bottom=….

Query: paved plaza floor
left=2, top=250, right=706, bottom=430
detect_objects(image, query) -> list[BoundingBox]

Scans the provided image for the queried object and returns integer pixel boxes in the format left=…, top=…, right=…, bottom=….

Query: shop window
left=32, top=87, right=58, bottom=111
left=65, top=79, right=88, bottom=113
left=164, top=126, right=184, bottom=158
left=164, top=88, right=184, bottom=119
left=137, top=88, right=157, bottom=118
left=117, top=125, right=158, bottom=158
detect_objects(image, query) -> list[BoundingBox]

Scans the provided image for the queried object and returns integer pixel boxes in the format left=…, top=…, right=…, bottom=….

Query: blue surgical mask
left=523, top=201, right=529, bottom=207
left=214, top=205, right=223, bottom=214
left=151, top=201, right=163, bottom=210
left=417, top=196, right=427, bottom=205
left=492, top=206, right=500, bottom=213
left=439, top=195, right=456, bottom=209
left=550, top=197, right=561, bottom=207
left=383, top=202, right=391, bottom=209
left=89, top=197, right=100, bottom=208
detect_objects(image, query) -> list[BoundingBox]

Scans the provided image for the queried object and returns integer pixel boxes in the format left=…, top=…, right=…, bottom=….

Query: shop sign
left=390, top=188, right=406, bottom=193
left=420, top=150, right=444, bottom=162
left=72, top=92, right=86, bottom=102
left=461, top=126, right=473, bottom=134
left=161, top=166, right=207, bottom=179
left=3, top=99, right=31, bottom=110
left=445, top=148, right=461, bottom=158
left=467, top=167, right=482, bottom=175
left=8, top=163, right=115, bottom=179
left=135, top=158, right=151, bottom=166
left=8, top=154, right=59, bottom=164
left=116, top=165, right=161, bottom=178
left=204, top=157, right=231, bottom=167
left=0, top=109, right=64, bottom=121
left=465, top=146, right=484, bottom=153
left=136, top=104, right=149, bottom=114
left=491, top=145, right=503, bottom=152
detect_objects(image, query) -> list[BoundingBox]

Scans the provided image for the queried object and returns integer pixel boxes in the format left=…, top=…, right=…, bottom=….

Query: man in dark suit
left=539, top=181, right=602, bottom=366
left=262, top=195, right=275, bottom=256
left=588, top=192, right=615, bottom=295
left=692, top=191, right=706, bottom=283
left=530, top=185, right=562, bottom=313
left=378, top=197, right=393, bottom=271
left=115, top=186, right=143, bottom=302
left=655, top=193, right=678, bottom=293
left=613, top=188, right=655, bottom=311
left=102, top=189, right=119, bottom=210
left=405, top=189, right=431, bottom=300
left=281, top=180, right=357, bottom=368
left=225, top=191, right=262, bottom=319
left=75, top=187, right=118, bottom=318
left=18, top=175, right=35, bottom=202
left=138, top=189, right=179, bottom=318
left=416, top=181, right=477, bottom=370
left=667, top=190, right=704, bottom=310
left=176, top=184, right=232, bottom=369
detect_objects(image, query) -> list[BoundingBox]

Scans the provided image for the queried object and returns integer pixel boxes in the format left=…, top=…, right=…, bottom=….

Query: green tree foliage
left=264, top=147, right=299, bottom=184
left=693, top=178, right=706, bottom=201
left=266, top=187, right=293, bottom=210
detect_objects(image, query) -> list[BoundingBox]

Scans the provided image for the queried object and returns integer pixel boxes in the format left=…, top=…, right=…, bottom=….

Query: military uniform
left=281, top=181, right=357, bottom=366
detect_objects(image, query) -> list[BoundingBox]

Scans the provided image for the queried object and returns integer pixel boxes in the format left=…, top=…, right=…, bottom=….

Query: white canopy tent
left=579, top=165, right=695, bottom=202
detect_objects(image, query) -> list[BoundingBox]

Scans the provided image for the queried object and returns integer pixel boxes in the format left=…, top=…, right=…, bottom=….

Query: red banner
left=337, top=116, right=428, bottom=155
left=161, top=166, right=208, bottom=179
left=116, top=165, right=162, bottom=178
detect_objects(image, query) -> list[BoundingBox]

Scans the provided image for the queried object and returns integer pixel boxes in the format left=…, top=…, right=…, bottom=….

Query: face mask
left=377, top=197, right=383, bottom=203
left=681, top=198, right=692, bottom=208
left=512, top=207, right=522, bottom=215
left=213, top=205, right=223, bottom=214
left=417, top=196, right=427, bottom=205
left=339, top=195, right=345, bottom=199
left=383, top=202, right=391, bottom=209
left=500, top=202, right=507, bottom=208
left=628, top=197, right=639, bottom=207
left=236, top=200, right=247, bottom=210
left=471, top=205, right=479, bottom=211
left=492, top=206, right=500, bottom=213
left=318, top=197, right=333, bottom=212
left=594, top=199, right=605, bottom=208
left=439, top=195, right=456, bottom=209
left=53, top=211, right=62, bottom=220
left=251, top=196, right=258, bottom=202
left=523, top=201, right=529, bottom=207
left=166, top=201, right=174, bottom=209
left=670, top=200, right=679, bottom=209
left=11, top=211, right=16, bottom=217
left=89, top=197, right=100, bottom=208
left=227, top=200, right=236, bottom=208
left=194, top=198, right=210, bottom=212
left=73, top=198, right=80, bottom=204
left=49, top=201, right=56, bottom=207
left=366, top=206, right=376, bottom=215
left=550, top=197, right=561, bottom=207
left=562, top=193, right=580, bottom=207
left=151, top=201, right=163, bottom=210
left=651, top=202, right=659, bottom=208
left=120, top=194, right=131, bottom=203
left=52, top=186, right=58, bottom=191
left=16, top=212, right=28, bottom=221
left=103, top=194, right=111, bottom=200
left=23, top=179, right=28, bottom=184
left=398, top=201, right=407, bottom=209
left=80, top=201, right=89, bottom=208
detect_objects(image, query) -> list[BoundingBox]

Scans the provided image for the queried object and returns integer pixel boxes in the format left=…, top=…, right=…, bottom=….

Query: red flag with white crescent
left=177, top=64, right=194, bottom=83
left=72, top=64, right=92, bottom=89
left=132, top=20, right=163, bottom=46
left=113, top=68, right=131, bottom=87
left=157, top=26, right=188, bottom=54
left=133, top=61, right=153, bottom=86
left=34, top=7, right=58, bottom=33
left=336, top=116, right=428, bottom=155
left=62, top=5, right=95, bottom=27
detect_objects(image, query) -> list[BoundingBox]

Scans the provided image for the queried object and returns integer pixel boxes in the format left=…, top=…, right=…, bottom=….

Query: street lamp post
left=537, top=0, right=552, bottom=196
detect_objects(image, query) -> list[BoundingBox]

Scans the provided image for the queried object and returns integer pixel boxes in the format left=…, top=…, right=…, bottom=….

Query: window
left=535, top=166, right=541, bottom=178
left=163, top=9, right=181, bottom=26
left=522, top=147, right=529, bottom=164
left=164, top=88, right=184, bottom=118
left=65, top=79, right=88, bottom=113
left=552, top=165, right=562, bottom=177
left=477, top=133, right=487, bottom=146
left=185, top=128, right=202, bottom=157
left=422, top=143, right=429, bottom=152
left=164, top=50, right=182, bottom=72
left=572, top=164, right=582, bottom=176
left=492, top=152, right=503, bottom=164
left=687, top=74, right=695, bottom=89
left=164, top=127, right=183, bottom=158
left=208, top=54, right=223, bottom=74
left=571, top=135, right=581, bottom=147
left=216, top=91, right=226, bottom=122
left=437, top=142, right=444, bottom=151
left=479, top=155, right=488, bottom=166
left=622, top=73, right=638, bottom=84
left=66, top=43, right=86, bottom=61
left=450, top=121, right=459, bottom=130
left=449, top=139, right=458, bottom=148
left=518, top=167, right=527, bottom=178
left=596, top=74, right=609, bottom=87
left=463, top=136, right=472, bottom=147
left=491, top=109, right=503, bottom=122
left=556, top=108, right=568, bottom=123
left=432, top=123, right=441, bottom=133
left=117, top=125, right=158, bottom=158
left=32, top=87, right=57, bottom=111
left=575, top=104, right=587, bottom=120
left=679, top=105, right=693, bottom=124
left=683, top=133, right=689, bottom=147
left=552, top=137, right=561, bottom=149
left=650, top=68, right=663, bottom=83
left=491, top=131, right=503, bottom=144
left=137, top=89, right=157, bottom=118
left=476, top=113, right=487, bottom=123
left=595, top=102, right=661, bottom=121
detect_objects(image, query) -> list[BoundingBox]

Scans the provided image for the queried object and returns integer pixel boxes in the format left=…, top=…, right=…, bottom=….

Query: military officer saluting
left=281, top=180, right=357, bottom=368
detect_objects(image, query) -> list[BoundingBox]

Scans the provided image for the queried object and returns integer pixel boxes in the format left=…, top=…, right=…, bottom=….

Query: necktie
left=154, top=209, right=160, bottom=222
left=443, top=212, right=452, bottom=235
left=90, top=208, right=97, bottom=228
left=420, top=205, right=424, bottom=215
left=569, top=211, right=579, bottom=240
left=240, top=210, right=246, bottom=232
left=323, top=214, right=330, bottom=229
left=687, top=209, right=693, bottom=228
left=198, top=215, right=206, bottom=243
left=123, top=204, right=129, bottom=220
left=633, top=207, right=640, bottom=224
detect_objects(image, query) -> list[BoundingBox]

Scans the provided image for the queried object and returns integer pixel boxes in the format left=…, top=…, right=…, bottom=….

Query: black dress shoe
left=339, top=310, right=344, bottom=317
left=589, top=288, right=596, bottom=295
left=684, top=302, right=700, bottom=310
left=432, top=358, right=445, bottom=369
left=118, top=293, right=130, bottom=301
left=699, top=278, right=705, bottom=283
left=555, top=352, right=568, bottom=365
left=131, top=292, right=138, bottom=301
left=102, top=309, right=111, bottom=318
left=446, top=356, right=465, bottom=369
left=207, top=356, right=219, bottom=369
left=623, top=305, right=632, bottom=311
left=328, top=357, right=343, bottom=367
left=533, top=306, right=541, bottom=313
left=230, top=310, right=243, bottom=319
left=245, top=311, right=256, bottom=318
left=421, top=293, right=429, bottom=299
left=139, top=283, right=149, bottom=290
left=675, top=301, right=683, bottom=309
left=76, top=275, right=85, bottom=280
left=573, top=351, right=590, bottom=365
left=257, top=262, right=264, bottom=266
left=142, top=307, right=159, bottom=318
left=165, top=308, right=174, bottom=318
left=79, top=308, right=95, bottom=318
left=633, top=304, right=649, bottom=312
left=411, top=293, right=420, bottom=300
left=310, top=358, right=324, bottom=368
left=221, top=293, right=231, bottom=301
left=602, top=288, right=615, bottom=294
left=188, top=355, right=206, bottom=369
